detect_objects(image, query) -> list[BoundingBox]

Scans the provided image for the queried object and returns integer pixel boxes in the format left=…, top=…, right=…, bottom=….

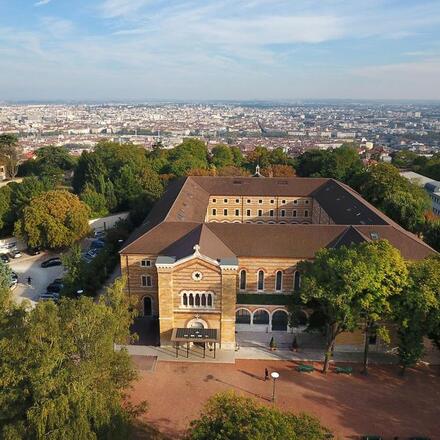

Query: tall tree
left=211, top=144, right=234, bottom=169
left=0, top=134, right=21, bottom=179
left=14, top=190, right=90, bottom=249
left=394, top=255, right=440, bottom=374
left=297, top=240, right=407, bottom=373
left=0, top=278, right=145, bottom=439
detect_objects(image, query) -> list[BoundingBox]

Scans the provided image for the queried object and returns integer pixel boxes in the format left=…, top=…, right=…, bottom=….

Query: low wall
left=88, top=212, right=129, bottom=232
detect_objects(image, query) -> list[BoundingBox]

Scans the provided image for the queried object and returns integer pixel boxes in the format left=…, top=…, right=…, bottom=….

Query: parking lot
left=9, top=252, right=64, bottom=306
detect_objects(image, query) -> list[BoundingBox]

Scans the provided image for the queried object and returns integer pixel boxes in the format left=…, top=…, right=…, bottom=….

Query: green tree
left=230, top=146, right=244, bottom=167
left=72, top=151, right=108, bottom=194
left=391, top=150, right=418, bottom=169
left=246, top=146, right=271, bottom=169
left=15, top=190, right=91, bottom=249
left=80, top=184, right=109, bottom=218
left=297, top=240, right=408, bottom=373
left=0, top=278, right=145, bottom=439
left=0, top=134, right=20, bottom=179
left=424, top=219, right=440, bottom=252
left=356, top=163, right=431, bottom=231
left=0, top=185, right=13, bottom=235
left=394, top=255, right=440, bottom=374
left=296, top=145, right=362, bottom=183
left=0, top=259, right=13, bottom=310
left=186, top=392, right=331, bottom=440
left=168, top=139, right=209, bottom=176
left=211, top=144, right=234, bottom=168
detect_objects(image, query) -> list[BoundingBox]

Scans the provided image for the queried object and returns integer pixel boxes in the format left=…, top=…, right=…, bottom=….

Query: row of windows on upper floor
left=211, top=208, right=309, bottom=217
left=139, top=270, right=301, bottom=292
left=211, top=198, right=310, bottom=205
left=240, top=269, right=301, bottom=292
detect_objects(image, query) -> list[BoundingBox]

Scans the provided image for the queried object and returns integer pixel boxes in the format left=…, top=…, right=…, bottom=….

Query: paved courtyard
left=129, top=359, right=440, bottom=439
left=9, top=253, right=64, bottom=306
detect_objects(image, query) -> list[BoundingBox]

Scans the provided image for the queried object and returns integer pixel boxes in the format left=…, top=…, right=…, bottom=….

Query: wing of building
left=120, top=176, right=436, bottom=350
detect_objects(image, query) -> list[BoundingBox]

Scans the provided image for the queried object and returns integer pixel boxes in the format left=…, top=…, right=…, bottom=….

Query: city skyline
left=1, top=0, right=440, bottom=101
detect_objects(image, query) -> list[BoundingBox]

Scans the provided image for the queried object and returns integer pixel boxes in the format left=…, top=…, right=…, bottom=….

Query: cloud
left=100, top=0, right=151, bottom=19
left=34, top=0, right=52, bottom=6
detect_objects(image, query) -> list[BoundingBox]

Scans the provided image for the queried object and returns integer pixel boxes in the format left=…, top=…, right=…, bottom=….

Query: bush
left=186, top=391, right=332, bottom=440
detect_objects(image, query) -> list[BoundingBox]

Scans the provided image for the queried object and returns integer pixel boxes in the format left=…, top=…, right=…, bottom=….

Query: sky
left=1, top=0, right=440, bottom=101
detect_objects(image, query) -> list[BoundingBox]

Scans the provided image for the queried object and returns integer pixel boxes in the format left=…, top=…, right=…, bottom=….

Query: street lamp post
left=270, top=371, right=279, bottom=403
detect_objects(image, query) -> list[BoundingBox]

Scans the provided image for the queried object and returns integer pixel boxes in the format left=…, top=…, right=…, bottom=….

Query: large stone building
left=120, top=175, right=435, bottom=351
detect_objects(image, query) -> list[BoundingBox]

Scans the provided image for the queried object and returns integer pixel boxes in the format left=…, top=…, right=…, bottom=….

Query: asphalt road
left=9, top=253, right=64, bottom=306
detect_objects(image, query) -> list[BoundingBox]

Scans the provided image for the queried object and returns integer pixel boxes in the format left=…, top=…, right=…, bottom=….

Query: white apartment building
left=400, top=171, right=440, bottom=216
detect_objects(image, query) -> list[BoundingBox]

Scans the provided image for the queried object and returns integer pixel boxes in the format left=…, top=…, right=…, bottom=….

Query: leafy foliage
left=355, top=163, right=431, bottom=231
left=0, top=134, right=20, bottom=179
left=297, top=240, right=408, bottom=372
left=0, top=278, right=145, bottom=439
left=394, top=255, right=440, bottom=372
left=186, top=391, right=331, bottom=440
left=295, top=144, right=363, bottom=183
left=14, top=190, right=91, bottom=249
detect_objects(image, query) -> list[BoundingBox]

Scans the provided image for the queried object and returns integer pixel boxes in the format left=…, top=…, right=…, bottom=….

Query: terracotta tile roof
left=120, top=176, right=437, bottom=261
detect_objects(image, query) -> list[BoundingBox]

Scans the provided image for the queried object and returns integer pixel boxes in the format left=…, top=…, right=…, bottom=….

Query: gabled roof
left=121, top=176, right=437, bottom=261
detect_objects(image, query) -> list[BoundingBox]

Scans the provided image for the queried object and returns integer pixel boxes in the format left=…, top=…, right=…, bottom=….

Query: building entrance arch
left=272, top=310, right=288, bottom=331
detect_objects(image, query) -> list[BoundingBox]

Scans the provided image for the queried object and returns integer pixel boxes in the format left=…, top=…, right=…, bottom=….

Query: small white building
left=400, top=171, right=440, bottom=216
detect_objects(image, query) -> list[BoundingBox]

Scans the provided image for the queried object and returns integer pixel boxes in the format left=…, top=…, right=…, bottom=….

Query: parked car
left=93, top=230, right=106, bottom=239
left=82, top=249, right=100, bottom=262
left=39, top=292, right=60, bottom=302
left=1, top=254, right=10, bottom=263
left=28, top=247, right=41, bottom=256
left=41, top=257, right=62, bottom=268
left=9, top=250, right=22, bottom=259
left=9, top=272, right=18, bottom=289
left=90, top=239, right=105, bottom=250
left=47, top=282, right=63, bottom=294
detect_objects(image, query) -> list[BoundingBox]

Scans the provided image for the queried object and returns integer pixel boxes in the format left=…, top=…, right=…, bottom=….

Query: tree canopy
left=297, top=240, right=408, bottom=373
left=14, top=190, right=90, bottom=249
left=186, top=392, right=331, bottom=440
left=355, top=163, right=431, bottom=231
left=295, top=144, right=363, bottom=183
left=0, top=134, right=20, bottom=179
left=0, top=278, right=145, bottom=439
left=394, top=255, right=440, bottom=373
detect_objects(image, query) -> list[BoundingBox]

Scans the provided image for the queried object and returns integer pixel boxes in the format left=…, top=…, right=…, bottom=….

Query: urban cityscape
left=1, top=0, right=440, bottom=439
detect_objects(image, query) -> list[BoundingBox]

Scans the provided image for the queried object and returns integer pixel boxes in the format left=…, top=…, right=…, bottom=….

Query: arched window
left=239, top=270, right=247, bottom=290
left=257, top=270, right=264, bottom=291
left=253, top=309, right=269, bottom=325
left=235, top=309, right=251, bottom=324
left=143, top=296, right=152, bottom=316
left=294, top=271, right=301, bottom=291
left=195, top=294, right=200, bottom=307
left=183, top=293, right=188, bottom=307
left=201, top=294, right=206, bottom=307
left=207, top=294, right=213, bottom=307
left=275, top=270, right=283, bottom=291
left=189, top=293, right=194, bottom=307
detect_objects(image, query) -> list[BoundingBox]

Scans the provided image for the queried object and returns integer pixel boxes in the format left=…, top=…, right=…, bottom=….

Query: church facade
left=120, top=175, right=435, bottom=350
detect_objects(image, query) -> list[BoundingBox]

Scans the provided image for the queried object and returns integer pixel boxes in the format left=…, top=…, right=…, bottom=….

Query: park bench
left=360, top=436, right=382, bottom=440
left=335, top=366, right=353, bottom=375
left=296, top=364, right=315, bottom=373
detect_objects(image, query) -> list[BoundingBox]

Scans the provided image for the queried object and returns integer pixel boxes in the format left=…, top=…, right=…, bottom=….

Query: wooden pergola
left=171, top=328, right=219, bottom=359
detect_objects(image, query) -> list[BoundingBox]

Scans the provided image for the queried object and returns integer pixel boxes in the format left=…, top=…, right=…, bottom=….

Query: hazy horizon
left=1, top=0, right=440, bottom=101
